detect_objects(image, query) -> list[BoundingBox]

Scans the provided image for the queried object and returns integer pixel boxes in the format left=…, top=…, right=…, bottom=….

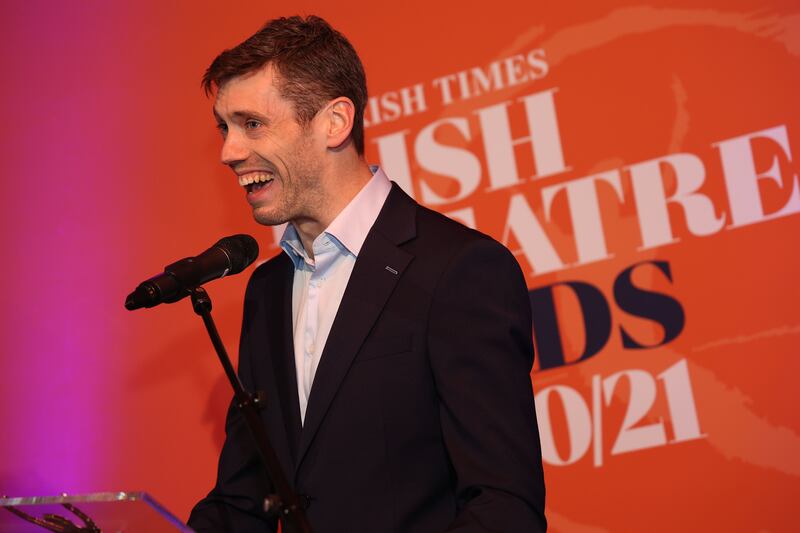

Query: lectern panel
left=0, top=492, right=193, bottom=532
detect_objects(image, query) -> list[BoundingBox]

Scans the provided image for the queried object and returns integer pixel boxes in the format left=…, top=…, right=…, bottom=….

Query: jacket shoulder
left=412, top=201, right=513, bottom=261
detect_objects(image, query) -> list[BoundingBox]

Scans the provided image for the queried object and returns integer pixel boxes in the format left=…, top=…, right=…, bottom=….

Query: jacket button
left=297, top=493, right=313, bottom=510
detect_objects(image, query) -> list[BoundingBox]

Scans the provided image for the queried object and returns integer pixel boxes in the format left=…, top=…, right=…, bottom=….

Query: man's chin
left=252, top=207, right=287, bottom=226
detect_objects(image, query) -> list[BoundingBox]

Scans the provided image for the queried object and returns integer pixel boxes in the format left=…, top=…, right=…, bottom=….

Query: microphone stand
left=189, top=287, right=312, bottom=533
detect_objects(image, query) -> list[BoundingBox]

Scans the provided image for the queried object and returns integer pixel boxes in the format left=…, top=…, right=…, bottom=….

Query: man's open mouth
left=239, top=172, right=274, bottom=193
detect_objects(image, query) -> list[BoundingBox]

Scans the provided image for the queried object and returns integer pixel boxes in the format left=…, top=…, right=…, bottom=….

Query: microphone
left=125, top=234, right=259, bottom=310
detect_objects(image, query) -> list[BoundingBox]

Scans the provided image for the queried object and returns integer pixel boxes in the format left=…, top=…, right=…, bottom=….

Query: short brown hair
left=203, top=16, right=368, bottom=155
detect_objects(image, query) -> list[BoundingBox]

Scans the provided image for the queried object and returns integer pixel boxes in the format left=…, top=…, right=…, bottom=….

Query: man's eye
left=245, top=120, right=262, bottom=130
left=216, top=123, right=228, bottom=136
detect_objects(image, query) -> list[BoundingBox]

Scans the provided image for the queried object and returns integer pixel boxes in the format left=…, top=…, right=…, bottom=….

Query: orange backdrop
left=1, top=1, right=798, bottom=531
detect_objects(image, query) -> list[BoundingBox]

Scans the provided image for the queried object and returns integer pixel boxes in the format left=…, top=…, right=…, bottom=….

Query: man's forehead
left=213, top=65, right=287, bottom=117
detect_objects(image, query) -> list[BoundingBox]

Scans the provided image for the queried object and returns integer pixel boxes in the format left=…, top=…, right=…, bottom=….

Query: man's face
left=213, top=65, right=325, bottom=226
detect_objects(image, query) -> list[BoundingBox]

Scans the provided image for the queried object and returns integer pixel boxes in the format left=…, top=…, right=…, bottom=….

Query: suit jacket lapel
left=295, top=184, right=417, bottom=469
left=265, top=253, right=303, bottom=469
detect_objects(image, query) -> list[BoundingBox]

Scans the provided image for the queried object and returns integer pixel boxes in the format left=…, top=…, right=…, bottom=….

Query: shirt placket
left=305, top=236, right=335, bottom=399
left=304, top=269, right=321, bottom=401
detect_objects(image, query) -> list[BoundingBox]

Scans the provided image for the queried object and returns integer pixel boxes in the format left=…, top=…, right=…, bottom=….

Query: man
left=188, top=16, right=546, bottom=533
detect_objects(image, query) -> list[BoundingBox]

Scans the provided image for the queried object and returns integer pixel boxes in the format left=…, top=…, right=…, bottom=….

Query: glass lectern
left=0, top=492, right=193, bottom=532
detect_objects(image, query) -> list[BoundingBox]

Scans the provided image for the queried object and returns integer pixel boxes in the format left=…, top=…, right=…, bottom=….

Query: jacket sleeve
left=187, top=279, right=278, bottom=533
left=428, top=237, right=547, bottom=533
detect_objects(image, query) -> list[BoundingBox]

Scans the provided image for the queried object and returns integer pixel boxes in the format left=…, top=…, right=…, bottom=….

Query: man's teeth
left=238, top=173, right=274, bottom=187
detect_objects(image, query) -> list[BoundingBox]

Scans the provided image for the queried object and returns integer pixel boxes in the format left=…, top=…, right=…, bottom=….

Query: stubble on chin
left=252, top=207, right=288, bottom=226
left=251, top=138, right=325, bottom=227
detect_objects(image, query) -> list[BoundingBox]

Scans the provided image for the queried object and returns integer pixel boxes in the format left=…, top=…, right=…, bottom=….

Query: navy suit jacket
left=188, top=184, right=547, bottom=532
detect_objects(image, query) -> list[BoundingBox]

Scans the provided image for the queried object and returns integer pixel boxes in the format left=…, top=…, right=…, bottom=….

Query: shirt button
left=307, top=341, right=315, bottom=354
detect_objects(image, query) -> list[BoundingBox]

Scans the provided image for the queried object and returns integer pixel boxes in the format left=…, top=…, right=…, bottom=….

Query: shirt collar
left=279, top=223, right=308, bottom=270
left=279, top=166, right=392, bottom=267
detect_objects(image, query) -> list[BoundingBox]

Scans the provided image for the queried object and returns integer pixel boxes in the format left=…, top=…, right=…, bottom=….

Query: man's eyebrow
left=212, top=109, right=271, bottom=124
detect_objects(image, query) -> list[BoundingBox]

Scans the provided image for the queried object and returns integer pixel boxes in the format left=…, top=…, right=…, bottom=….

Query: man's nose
left=221, top=130, right=249, bottom=167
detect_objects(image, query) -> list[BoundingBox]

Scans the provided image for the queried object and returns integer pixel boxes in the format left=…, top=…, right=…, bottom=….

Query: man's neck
left=295, top=160, right=374, bottom=258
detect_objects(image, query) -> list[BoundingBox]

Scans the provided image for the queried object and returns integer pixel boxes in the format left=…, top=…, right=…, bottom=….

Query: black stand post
left=189, top=287, right=312, bottom=533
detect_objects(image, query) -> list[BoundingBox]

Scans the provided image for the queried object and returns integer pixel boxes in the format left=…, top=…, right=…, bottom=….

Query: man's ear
left=323, top=97, right=355, bottom=150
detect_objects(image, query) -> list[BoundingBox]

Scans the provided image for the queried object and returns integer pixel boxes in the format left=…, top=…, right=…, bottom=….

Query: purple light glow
left=0, top=2, right=148, bottom=497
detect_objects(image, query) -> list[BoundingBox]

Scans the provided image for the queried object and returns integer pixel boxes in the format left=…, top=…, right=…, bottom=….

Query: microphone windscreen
left=216, top=234, right=259, bottom=274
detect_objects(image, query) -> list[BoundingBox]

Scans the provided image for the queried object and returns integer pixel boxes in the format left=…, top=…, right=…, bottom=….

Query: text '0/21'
left=535, top=358, right=704, bottom=467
